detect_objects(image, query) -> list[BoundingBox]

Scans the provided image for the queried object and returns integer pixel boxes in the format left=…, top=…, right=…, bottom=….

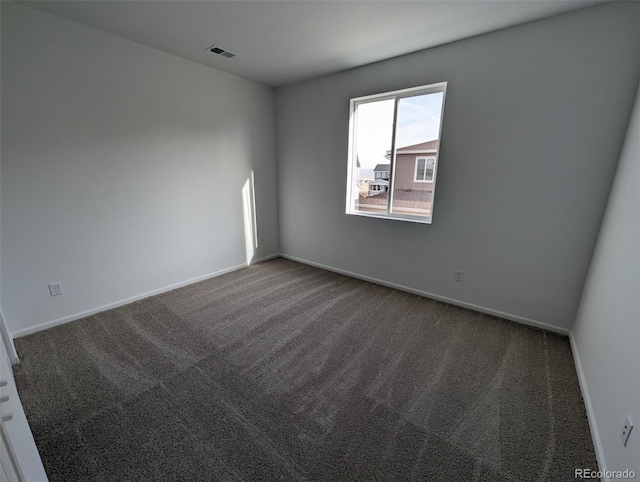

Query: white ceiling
left=23, top=0, right=605, bottom=87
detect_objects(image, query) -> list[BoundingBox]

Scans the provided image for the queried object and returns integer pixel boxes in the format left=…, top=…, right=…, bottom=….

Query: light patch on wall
left=242, top=171, right=258, bottom=264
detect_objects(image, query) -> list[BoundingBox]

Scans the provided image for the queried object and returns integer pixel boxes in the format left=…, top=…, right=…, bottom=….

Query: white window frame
left=346, top=82, right=447, bottom=224
left=414, top=156, right=436, bottom=182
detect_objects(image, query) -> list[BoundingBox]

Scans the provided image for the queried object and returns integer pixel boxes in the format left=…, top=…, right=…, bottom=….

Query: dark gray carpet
left=13, top=258, right=597, bottom=481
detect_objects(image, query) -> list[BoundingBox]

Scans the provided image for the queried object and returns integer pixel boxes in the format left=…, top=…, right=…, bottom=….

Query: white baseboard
left=569, top=332, right=608, bottom=481
left=11, top=254, right=279, bottom=339
left=11, top=250, right=567, bottom=339
left=280, top=253, right=570, bottom=336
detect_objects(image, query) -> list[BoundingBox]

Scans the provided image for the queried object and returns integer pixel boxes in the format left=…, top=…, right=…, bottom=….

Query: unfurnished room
left=0, top=1, right=638, bottom=481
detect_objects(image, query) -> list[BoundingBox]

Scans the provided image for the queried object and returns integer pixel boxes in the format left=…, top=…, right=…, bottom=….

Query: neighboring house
left=367, top=179, right=389, bottom=196
left=362, top=164, right=390, bottom=196
left=385, top=139, right=439, bottom=191
left=373, top=164, right=390, bottom=180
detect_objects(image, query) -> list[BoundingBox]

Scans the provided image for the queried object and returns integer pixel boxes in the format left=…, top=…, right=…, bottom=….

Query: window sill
left=346, top=210, right=433, bottom=224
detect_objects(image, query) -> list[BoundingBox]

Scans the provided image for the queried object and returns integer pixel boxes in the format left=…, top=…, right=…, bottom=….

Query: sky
left=355, top=92, right=444, bottom=170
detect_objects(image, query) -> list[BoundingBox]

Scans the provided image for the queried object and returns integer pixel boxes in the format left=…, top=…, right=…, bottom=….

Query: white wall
left=0, top=2, right=16, bottom=363
left=571, top=82, right=640, bottom=477
left=275, top=2, right=640, bottom=331
left=1, top=2, right=279, bottom=335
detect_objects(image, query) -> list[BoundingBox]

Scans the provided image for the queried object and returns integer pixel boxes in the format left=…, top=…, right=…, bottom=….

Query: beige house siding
left=393, top=153, right=435, bottom=191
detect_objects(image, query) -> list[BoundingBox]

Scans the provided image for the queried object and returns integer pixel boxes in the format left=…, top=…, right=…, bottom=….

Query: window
left=346, top=82, right=447, bottom=224
left=415, top=157, right=436, bottom=182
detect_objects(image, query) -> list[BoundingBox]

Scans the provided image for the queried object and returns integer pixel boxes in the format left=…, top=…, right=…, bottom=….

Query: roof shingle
left=396, top=139, right=439, bottom=152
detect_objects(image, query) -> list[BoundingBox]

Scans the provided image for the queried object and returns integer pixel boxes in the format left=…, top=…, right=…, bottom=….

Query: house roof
left=373, top=164, right=391, bottom=172
left=396, top=139, right=439, bottom=152
left=385, top=139, right=439, bottom=159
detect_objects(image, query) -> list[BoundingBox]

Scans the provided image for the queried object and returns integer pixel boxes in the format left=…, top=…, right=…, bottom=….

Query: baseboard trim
left=12, top=251, right=568, bottom=338
left=280, top=253, right=570, bottom=336
left=569, top=332, right=608, bottom=480
left=11, top=254, right=279, bottom=339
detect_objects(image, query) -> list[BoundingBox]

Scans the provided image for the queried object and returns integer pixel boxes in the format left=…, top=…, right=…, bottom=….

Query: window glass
left=349, top=98, right=394, bottom=216
left=347, top=82, right=446, bottom=223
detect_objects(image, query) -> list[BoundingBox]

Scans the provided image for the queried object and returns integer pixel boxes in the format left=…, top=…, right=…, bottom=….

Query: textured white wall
left=275, top=2, right=640, bottom=331
left=1, top=2, right=279, bottom=335
left=572, top=83, right=640, bottom=476
left=0, top=3, right=17, bottom=363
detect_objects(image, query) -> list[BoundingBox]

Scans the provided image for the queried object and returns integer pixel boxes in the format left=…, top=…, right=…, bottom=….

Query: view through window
left=346, top=83, right=447, bottom=223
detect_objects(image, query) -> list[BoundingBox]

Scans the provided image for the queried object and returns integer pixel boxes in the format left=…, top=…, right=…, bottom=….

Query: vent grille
left=207, top=45, right=236, bottom=59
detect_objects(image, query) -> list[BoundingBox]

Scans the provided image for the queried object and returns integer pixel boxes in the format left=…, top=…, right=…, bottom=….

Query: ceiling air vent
left=207, top=45, right=236, bottom=59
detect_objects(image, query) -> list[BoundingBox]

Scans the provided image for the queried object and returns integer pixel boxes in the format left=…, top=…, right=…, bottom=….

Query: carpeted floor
left=13, top=258, right=597, bottom=481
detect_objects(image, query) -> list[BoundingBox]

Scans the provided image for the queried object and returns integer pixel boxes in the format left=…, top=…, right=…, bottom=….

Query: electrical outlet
left=48, top=282, right=63, bottom=297
left=621, top=415, right=634, bottom=447
left=454, top=270, right=464, bottom=282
